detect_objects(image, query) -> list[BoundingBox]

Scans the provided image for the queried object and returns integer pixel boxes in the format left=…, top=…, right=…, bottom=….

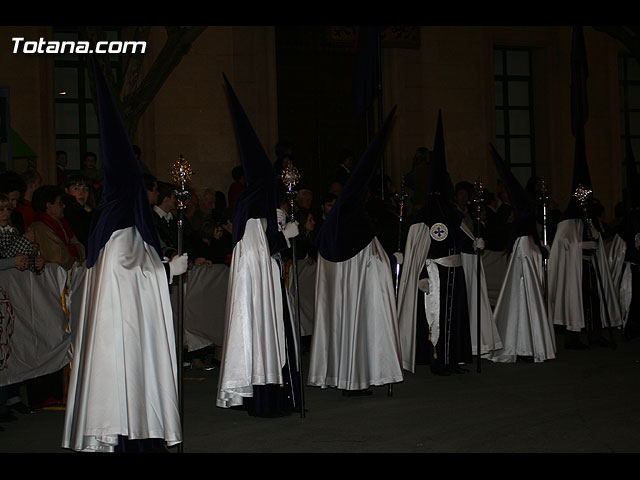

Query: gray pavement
left=2, top=329, right=640, bottom=454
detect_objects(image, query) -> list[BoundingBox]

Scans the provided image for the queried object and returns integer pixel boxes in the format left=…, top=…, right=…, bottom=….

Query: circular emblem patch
left=430, top=223, right=448, bottom=241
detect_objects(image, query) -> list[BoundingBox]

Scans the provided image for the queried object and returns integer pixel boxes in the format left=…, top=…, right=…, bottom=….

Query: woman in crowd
left=28, top=185, right=85, bottom=271
left=193, top=218, right=233, bottom=265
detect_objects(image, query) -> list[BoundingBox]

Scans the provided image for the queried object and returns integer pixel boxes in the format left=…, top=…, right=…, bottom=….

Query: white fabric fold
left=397, top=223, right=431, bottom=373
left=169, top=263, right=230, bottom=351
left=421, top=255, right=462, bottom=348
left=423, top=259, right=440, bottom=347
left=216, top=218, right=287, bottom=408
left=397, top=222, right=502, bottom=371
left=460, top=252, right=503, bottom=355
left=548, top=219, right=622, bottom=332
left=489, top=235, right=556, bottom=363
left=288, top=257, right=317, bottom=337
left=307, top=237, right=404, bottom=390
left=482, top=250, right=509, bottom=307
left=607, top=234, right=632, bottom=327
left=62, top=227, right=181, bottom=452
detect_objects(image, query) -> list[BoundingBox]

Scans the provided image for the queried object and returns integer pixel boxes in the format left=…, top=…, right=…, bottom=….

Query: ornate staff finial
left=170, top=153, right=194, bottom=210
left=281, top=159, right=301, bottom=221
left=573, top=183, right=592, bottom=206
left=281, top=159, right=301, bottom=191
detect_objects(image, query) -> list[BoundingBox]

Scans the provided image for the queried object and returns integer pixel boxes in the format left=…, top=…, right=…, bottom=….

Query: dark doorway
left=274, top=26, right=370, bottom=198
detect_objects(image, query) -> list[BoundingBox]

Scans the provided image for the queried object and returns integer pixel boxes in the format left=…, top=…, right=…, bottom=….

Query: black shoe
left=8, top=402, right=35, bottom=415
left=342, top=389, right=373, bottom=397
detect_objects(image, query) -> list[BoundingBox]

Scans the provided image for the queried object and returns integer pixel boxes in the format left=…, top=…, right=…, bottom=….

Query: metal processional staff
left=281, top=159, right=306, bottom=419
left=390, top=180, right=408, bottom=397
left=170, top=153, right=193, bottom=453
left=540, top=179, right=550, bottom=307
left=473, top=179, right=485, bottom=373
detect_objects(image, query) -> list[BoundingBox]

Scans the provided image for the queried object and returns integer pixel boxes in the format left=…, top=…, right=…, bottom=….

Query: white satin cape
left=489, top=235, right=556, bottom=363
left=288, top=256, right=317, bottom=337
left=396, top=222, right=501, bottom=373
left=307, top=237, right=404, bottom=390
left=607, top=233, right=632, bottom=327
left=216, top=218, right=291, bottom=408
left=548, top=219, right=622, bottom=331
left=61, top=227, right=181, bottom=452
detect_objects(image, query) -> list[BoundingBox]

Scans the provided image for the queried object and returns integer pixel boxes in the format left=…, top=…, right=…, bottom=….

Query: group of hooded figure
left=217, top=68, right=635, bottom=419
left=60, top=36, right=639, bottom=451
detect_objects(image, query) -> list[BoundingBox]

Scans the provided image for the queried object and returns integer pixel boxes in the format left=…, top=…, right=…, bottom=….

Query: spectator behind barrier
left=28, top=185, right=85, bottom=271
left=0, top=193, right=44, bottom=274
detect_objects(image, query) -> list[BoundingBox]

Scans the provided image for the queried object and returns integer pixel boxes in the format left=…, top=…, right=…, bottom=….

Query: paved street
left=2, top=329, right=640, bottom=454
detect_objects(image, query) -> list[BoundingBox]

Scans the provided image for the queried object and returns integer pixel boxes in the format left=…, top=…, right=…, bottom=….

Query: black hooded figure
left=61, top=56, right=184, bottom=453
left=548, top=26, right=621, bottom=349
left=307, top=106, right=404, bottom=394
left=215, top=74, right=302, bottom=417
left=397, top=111, right=478, bottom=376
left=488, top=145, right=556, bottom=363
left=613, top=139, right=640, bottom=339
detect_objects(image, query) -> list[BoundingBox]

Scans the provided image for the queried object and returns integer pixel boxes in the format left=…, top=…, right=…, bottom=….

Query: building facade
left=0, top=26, right=633, bottom=219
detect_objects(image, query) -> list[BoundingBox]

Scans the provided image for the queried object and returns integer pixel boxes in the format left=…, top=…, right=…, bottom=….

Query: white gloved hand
left=393, top=252, right=403, bottom=265
left=169, top=253, right=188, bottom=283
left=276, top=208, right=288, bottom=229
left=283, top=221, right=299, bottom=239
left=418, top=278, right=430, bottom=294
left=473, top=237, right=485, bottom=251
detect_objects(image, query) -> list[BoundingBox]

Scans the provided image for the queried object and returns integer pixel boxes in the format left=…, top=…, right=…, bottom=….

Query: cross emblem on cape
left=430, top=222, right=448, bottom=241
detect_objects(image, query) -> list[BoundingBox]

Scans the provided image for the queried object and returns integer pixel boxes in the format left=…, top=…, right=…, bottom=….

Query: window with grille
left=619, top=53, right=640, bottom=183
left=53, top=27, right=120, bottom=172
left=494, top=46, right=536, bottom=188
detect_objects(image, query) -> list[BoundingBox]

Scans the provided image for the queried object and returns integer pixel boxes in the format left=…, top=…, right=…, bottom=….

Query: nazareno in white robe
left=548, top=218, right=622, bottom=332
left=607, top=233, right=632, bottom=327
left=396, top=222, right=502, bottom=373
left=489, top=235, right=556, bottom=363
left=62, top=227, right=181, bottom=452
left=307, top=237, right=404, bottom=390
left=216, top=218, right=295, bottom=407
